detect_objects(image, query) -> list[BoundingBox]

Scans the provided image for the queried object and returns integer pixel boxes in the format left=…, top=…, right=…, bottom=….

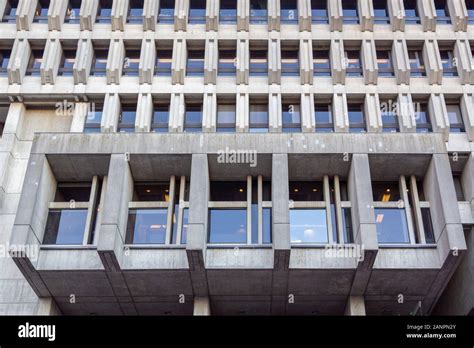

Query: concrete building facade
left=0, top=0, right=472, bottom=315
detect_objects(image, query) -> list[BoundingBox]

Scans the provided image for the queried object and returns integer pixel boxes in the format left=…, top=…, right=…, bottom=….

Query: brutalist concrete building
left=0, top=0, right=472, bottom=316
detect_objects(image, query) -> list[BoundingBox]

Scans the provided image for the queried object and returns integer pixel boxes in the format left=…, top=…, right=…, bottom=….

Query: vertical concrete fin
left=172, top=38, right=186, bottom=84
left=135, top=93, right=153, bottom=133
left=460, top=94, right=474, bottom=141
left=236, top=39, right=249, bottom=84
left=169, top=92, right=185, bottom=132
left=301, top=92, right=315, bottom=132
left=111, top=0, right=129, bottom=31
left=268, top=0, right=280, bottom=31
left=237, top=0, right=249, bottom=31
left=448, top=0, right=468, bottom=31
left=453, top=39, right=473, bottom=85
left=299, top=39, right=313, bottom=84
left=204, top=38, right=218, bottom=84
left=236, top=92, right=249, bottom=132
left=106, top=38, right=125, bottom=84
left=70, top=102, right=89, bottom=132
left=206, top=0, right=219, bottom=31
left=8, top=38, right=31, bottom=84
left=102, top=93, right=121, bottom=133
left=331, top=39, right=345, bottom=84
left=16, top=0, right=37, bottom=31
left=202, top=92, right=217, bottom=132
left=365, top=93, right=382, bottom=133
left=428, top=93, right=449, bottom=140
left=345, top=295, right=366, bottom=315
left=387, top=0, right=405, bottom=31
left=193, top=297, right=211, bottom=315
left=298, top=0, right=311, bottom=31
left=358, top=0, right=374, bottom=31
left=41, top=38, right=62, bottom=85
left=268, top=39, right=281, bottom=84
left=143, top=0, right=159, bottom=31
left=423, top=39, right=442, bottom=85
left=392, top=39, right=410, bottom=84
left=398, top=93, right=416, bottom=133
left=79, top=0, right=99, bottom=31
left=361, top=39, right=377, bottom=85
left=175, top=0, right=189, bottom=31
left=73, top=38, right=93, bottom=84
left=328, top=0, right=343, bottom=31
left=268, top=92, right=282, bottom=132
left=48, top=0, right=68, bottom=31
left=333, top=92, right=348, bottom=132
left=139, top=38, right=156, bottom=84
left=418, top=0, right=437, bottom=31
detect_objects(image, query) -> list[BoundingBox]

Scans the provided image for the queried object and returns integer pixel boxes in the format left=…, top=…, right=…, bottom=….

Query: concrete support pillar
left=236, top=39, right=249, bottom=84
left=301, top=92, right=315, bottom=132
left=361, top=39, right=377, bottom=85
left=237, top=0, right=249, bottom=31
left=106, top=39, right=125, bottom=85
left=73, top=38, right=93, bottom=84
left=418, top=0, right=437, bottom=32
left=102, top=93, right=121, bottom=133
left=299, top=39, right=313, bottom=84
left=236, top=92, right=249, bottom=132
left=41, top=38, right=62, bottom=85
left=186, top=154, right=210, bottom=296
left=111, top=0, right=129, bottom=31
left=193, top=297, right=211, bottom=315
left=268, top=0, right=280, bottom=31
left=0, top=0, right=8, bottom=19
left=143, top=0, right=159, bottom=31
left=330, top=39, right=345, bottom=84
left=428, top=93, right=449, bottom=140
left=16, top=0, right=37, bottom=31
left=448, top=0, right=468, bottom=32
left=36, top=298, right=61, bottom=315
left=397, top=93, right=417, bottom=133
left=139, top=37, right=156, bottom=84
left=392, top=39, right=410, bottom=85
left=169, top=93, right=185, bottom=132
left=48, top=0, right=68, bottom=31
left=345, top=295, right=366, bottom=315
left=328, top=0, right=343, bottom=31
left=387, top=0, right=405, bottom=31
left=423, top=39, right=442, bottom=85
left=298, top=0, right=311, bottom=31
left=454, top=40, right=473, bottom=85
left=460, top=94, right=474, bottom=141
left=172, top=38, right=186, bottom=84
left=461, top=154, right=474, bottom=210
left=333, top=92, right=348, bottom=133
left=268, top=92, right=282, bottom=132
left=8, top=38, right=31, bottom=84
left=175, top=0, right=189, bottom=31
left=98, top=154, right=134, bottom=271
left=135, top=93, right=153, bottom=133
left=206, top=0, right=219, bottom=31
left=204, top=38, right=218, bottom=85
left=79, top=0, right=99, bottom=31
left=358, top=0, right=374, bottom=31
left=70, top=102, right=89, bottom=132
left=268, top=39, right=281, bottom=84
left=365, top=93, right=382, bottom=132
left=202, top=91, right=217, bottom=132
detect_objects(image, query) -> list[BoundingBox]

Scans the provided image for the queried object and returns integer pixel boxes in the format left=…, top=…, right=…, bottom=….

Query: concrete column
left=333, top=92, right=348, bottom=132
left=172, top=38, right=186, bottom=85
left=204, top=38, right=218, bottom=85
left=79, top=0, right=99, bottom=31
left=301, top=92, right=315, bottom=132
left=418, top=0, right=437, bottom=31
left=387, top=0, right=405, bottom=31
left=169, top=93, right=185, bottom=132
left=70, top=102, right=89, bottom=132
left=139, top=37, right=156, bottom=84
left=186, top=154, right=210, bottom=296
left=202, top=92, right=217, bottom=132
left=206, top=0, right=219, bottom=31
left=328, top=0, right=343, bottom=31
left=268, top=0, right=280, bottom=31
left=175, top=0, right=189, bottom=31
left=461, top=154, right=473, bottom=210
left=454, top=40, right=473, bottom=85
left=237, top=0, right=249, bottom=31
left=298, top=0, right=311, bottom=31
left=397, top=93, right=417, bottom=133
left=40, top=38, right=62, bottom=85
left=236, top=91, right=249, bottom=132
left=330, top=39, right=345, bottom=85
left=299, top=39, right=313, bottom=85
left=268, top=92, right=282, bottom=132
left=358, top=0, right=374, bottom=31
left=361, top=39, right=377, bottom=85
left=111, top=0, right=129, bottom=31
left=36, top=298, right=61, bottom=315
left=236, top=39, right=249, bottom=85
left=143, top=0, right=159, bottom=31
left=365, top=93, right=382, bottom=132
left=106, top=38, right=125, bottom=85
left=98, top=154, right=134, bottom=271
left=423, top=39, right=442, bottom=85
left=193, top=296, right=211, bottom=315
left=448, top=0, right=468, bottom=32
left=392, top=39, right=410, bottom=84
left=0, top=0, right=7, bottom=19
left=102, top=93, right=121, bottom=133
left=348, top=154, right=378, bottom=295
left=268, top=39, right=281, bottom=85
left=48, top=0, right=68, bottom=31
left=8, top=38, right=31, bottom=84
left=73, top=38, right=93, bottom=84
left=135, top=93, right=153, bottom=133
left=345, top=295, right=366, bottom=315
left=428, top=93, right=449, bottom=140
left=16, top=0, right=37, bottom=31
left=460, top=94, right=474, bottom=141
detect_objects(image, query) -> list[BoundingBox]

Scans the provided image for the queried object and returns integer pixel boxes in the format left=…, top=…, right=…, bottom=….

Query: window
left=249, top=46, right=268, bottom=76
left=96, top=0, right=112, bottom=23
left=415, top=103, right=432, bottom=132
left=2, top=0, right=18, bottom=23
left=440, top=49, right=458, bottom=77
left=404, top=0, right=420, bottom=24
left=348, top=103, right=366, bottom=132
left=282, top=101, right=301, bottom=132
left=26, top=49, right=44, bottom=76
left=434, top=0, right=451, bottom=24
left=65, top=0, right=81, bottom=23
left=453, top=174, right=465, bottom=201
left=155, top=48, right=173, bottom=76
left=158, top=0, right=174, bottom=23
left=84, top=103, right=102, bottom=133
left=377, top=49, right=394, bottom=77
left=447, top=104, right=465, bottom=132
left=311, top=0, right=328, bottom=24
left=186, top=48, right=205, bottom=76
left=217, top=100, right=236, bottom=132
left=189, top=0, right=206, bottom=24
left=345, top=49, right=362, bottom=76
left=91, top=48, right=108, bottom=76
left=408, top=50, right=426, bottom=77
left=0, top=106, right=7, bottom=137
left=123, top=48, right=141, bottom=76
left=33, top=0, right=49, bottom=23
left=118, top=104, right=136, bottom=133
left=127, top=0, right=143, bottom=23
left=281, top=0, right=298, bottom=24
left=0, top=49, right=10, bottom=76
left=313, top=49, right=331, bottom=76
left=372, top=182, right=401, bottom=202
left=218, top=48, right=236, bottom=76
left=467, top=0, right=474, bottom=24
left=250, top=0, right=267, bottom=24
left=380, top=98, right=399, bottom=132
left=249, top=100, right=268, bottom=132
left=58, top=49, right=75, bottom=76
left=184, top=102, right=203, bottom=132
left=151, top=103, right=170, bottom=132
left=315, top=103, right=334, bottom=132
left=341, top=0, right=358, bottom=24
left=220, top=0, right=236, bottom=23
left=373, top=0, right=389, bottom=24
left=281, top=43, right=299, bottom=76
